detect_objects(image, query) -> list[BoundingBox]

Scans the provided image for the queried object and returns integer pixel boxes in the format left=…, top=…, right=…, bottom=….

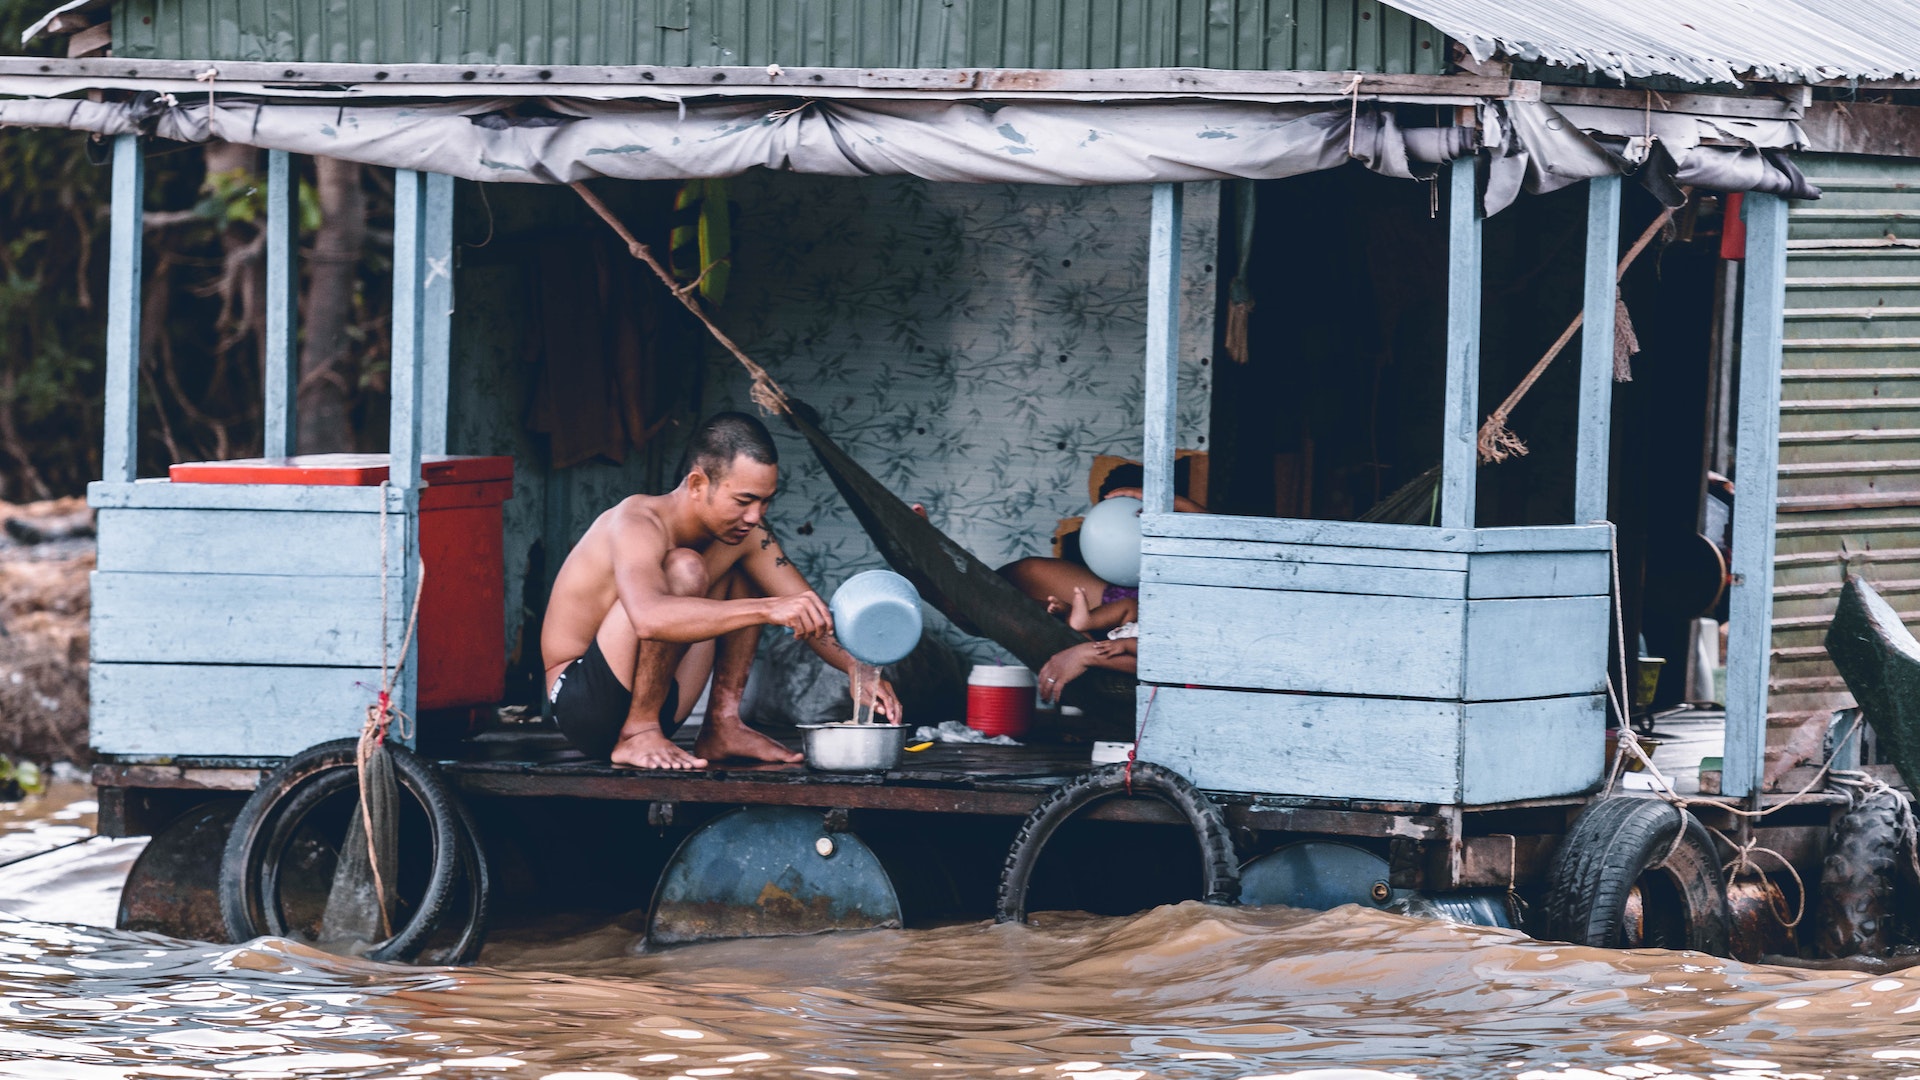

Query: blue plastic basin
left=829, top=569, right=924, bottom=666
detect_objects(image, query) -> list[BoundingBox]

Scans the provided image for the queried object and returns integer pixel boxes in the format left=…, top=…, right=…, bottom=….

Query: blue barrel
left=829, top=569, right=924, bottom=666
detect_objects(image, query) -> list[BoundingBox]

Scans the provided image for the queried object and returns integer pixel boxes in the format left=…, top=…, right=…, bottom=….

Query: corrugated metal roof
left=1385, top=0, right=1920, bottom=85
left=92, top=0, right=1446, bottom=75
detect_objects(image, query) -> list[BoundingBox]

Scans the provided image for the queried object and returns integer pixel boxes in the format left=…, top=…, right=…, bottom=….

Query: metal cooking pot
left=797, top=722, right=908, bottom=772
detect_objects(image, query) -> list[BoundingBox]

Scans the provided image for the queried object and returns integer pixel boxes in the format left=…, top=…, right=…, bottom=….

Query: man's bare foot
left=1066, top=586, right=1093, bottom=632
left=695, top=716, right=804, bottom=764
left=609, top=727, right=709, bottom=770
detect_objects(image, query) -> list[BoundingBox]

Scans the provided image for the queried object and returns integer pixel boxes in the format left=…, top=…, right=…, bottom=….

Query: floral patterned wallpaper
left=705, top=175, right=1218, bottom=661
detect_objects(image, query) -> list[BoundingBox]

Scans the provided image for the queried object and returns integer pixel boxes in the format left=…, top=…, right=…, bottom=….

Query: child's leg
left=1087, top=596, right=1137, bottom=632
left=1066, top=586, right=1095, bottom=632
left=1075, top=593, right=1137, bottom=634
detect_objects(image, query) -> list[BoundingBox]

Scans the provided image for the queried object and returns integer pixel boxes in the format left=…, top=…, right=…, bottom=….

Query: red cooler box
left=168, top=453, right=514, bottom=710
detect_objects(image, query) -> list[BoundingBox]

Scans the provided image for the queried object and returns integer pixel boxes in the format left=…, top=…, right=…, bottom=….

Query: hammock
left=571, top=184, right=1136, bottom=721
left=785, top=400, right=1135, bottom=717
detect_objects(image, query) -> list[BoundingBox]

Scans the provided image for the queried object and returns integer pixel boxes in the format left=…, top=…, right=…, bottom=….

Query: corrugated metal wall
left=1771, top=153, right=1920, bottom=717
left=108, top=0, right=1446, bottom=73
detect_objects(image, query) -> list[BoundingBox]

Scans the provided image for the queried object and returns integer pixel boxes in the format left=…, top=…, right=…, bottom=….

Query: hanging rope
left=1125, top=685, right=1159, bottom=796
left=568, top=182, right=792, bottom=417
left=1477, top=196, right=1683, bottom=464
left=1342, top=74, right=1366, bottom=162
left=1593, top=523, right=1894, bottom=937
left=353, top=480, right=427, bottom=939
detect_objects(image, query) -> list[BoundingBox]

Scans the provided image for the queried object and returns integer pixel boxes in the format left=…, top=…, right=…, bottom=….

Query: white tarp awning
left=0, top=93, right=1814, bottom=210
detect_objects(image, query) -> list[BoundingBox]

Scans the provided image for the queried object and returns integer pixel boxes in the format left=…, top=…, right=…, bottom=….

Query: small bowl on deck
left=797, top=722, right=909, bottom=772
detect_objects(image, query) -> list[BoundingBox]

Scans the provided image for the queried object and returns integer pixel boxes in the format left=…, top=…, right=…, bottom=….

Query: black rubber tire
left=219, top=738, right=464, bottom=964
left=1542, top=797, right=1732, bottom=956
left=1816, top=791, right=1906, bottom=959
left=995, top=762, right=1239, bottom=924
left=415, top=793, right=492, bottom=966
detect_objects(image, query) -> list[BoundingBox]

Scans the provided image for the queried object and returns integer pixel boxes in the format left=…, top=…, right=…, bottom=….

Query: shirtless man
left=542, top=412, right=902, bottom=770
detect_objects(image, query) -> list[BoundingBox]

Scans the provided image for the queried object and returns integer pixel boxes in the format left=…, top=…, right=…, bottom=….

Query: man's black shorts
left=549, top=639, right=681, bottom=760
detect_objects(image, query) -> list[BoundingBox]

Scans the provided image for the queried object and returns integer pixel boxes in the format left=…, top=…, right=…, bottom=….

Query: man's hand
left=851, top=674, right=905, bottom=725
left=764, top=591, right=833, bottom=641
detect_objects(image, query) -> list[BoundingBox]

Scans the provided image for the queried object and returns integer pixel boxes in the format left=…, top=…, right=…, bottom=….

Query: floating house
left=4, top=0, right=1919, bottom=959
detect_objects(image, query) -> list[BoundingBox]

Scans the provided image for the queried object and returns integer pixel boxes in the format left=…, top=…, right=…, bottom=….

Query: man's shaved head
left=684, top=411, right=779, bottom=482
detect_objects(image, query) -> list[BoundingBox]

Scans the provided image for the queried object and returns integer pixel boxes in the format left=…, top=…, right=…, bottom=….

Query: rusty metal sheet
left=648, top=806, right=901, bottom=945
left=115, top=799, right=239, bottom=943
left=1773, top=152, right=1920, bottom=719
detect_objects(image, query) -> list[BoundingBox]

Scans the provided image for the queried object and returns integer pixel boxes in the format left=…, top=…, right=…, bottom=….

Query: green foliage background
left=0, top=0, right=112, bottom=499
left=0, top=1, right=394, bottom=500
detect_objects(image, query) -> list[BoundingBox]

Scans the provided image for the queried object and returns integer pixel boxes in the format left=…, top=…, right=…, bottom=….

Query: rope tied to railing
left=352, top=480, right=427, bottom=939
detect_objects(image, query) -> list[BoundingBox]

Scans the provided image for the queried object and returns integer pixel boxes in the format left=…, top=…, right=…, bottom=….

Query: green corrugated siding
left=108, top=0, right=1445, bottom=72
left=1772, top=153, right=1920, bottom=717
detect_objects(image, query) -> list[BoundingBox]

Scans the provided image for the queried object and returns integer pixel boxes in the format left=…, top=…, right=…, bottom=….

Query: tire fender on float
left=1542, top=796, right=1732, bottom=956
left=996, top=761, right=1239, bottom=924
left=1815, top=790, right=1909, bottom=959
left=218, top=738, right=489, bottom=964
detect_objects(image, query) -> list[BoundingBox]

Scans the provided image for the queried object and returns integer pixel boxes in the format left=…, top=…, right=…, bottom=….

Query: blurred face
left=691, top=455, right=779, bottom=544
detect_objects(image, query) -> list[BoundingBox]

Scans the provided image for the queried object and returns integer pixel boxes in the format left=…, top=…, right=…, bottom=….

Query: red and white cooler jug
left=966, top=664, right=1036, bottom=738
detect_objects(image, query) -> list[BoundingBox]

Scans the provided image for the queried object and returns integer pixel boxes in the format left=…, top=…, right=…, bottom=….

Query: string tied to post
left=352, top=480, right=428, bottom=937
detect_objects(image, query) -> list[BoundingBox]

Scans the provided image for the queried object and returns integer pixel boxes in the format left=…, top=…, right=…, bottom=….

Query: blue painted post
left=388, top=170, right=429, bottom=740
left=1725, top=192, right=1790, bottom=802
left=1142, top=183, right=1183, bottom=515
left=1440, top=157, right=1482, bottom=530
left=263, top=150, right=299, bottom=458
left=1574, top=175, right=1620, bottom=525
left=391, top=170, right=426, bottom=493
left=103, top=134, right=144, bottom=483
left=421, top=172, right=454, bottom=456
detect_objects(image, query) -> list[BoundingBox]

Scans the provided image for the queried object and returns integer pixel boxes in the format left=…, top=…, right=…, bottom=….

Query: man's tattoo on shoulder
left=758, top=521, right=790, bottom=565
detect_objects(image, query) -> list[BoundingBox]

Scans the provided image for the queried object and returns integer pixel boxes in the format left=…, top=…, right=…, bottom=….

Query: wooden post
left=103, top=134, right=144, bottom=483
left=1573, top=174, right=1621, bottom=524
left=1725, top=192, right=1790, bottom=801
left=421, top=172, right=454, bottom=456
left=390, top=170, right=426, bottom=492
left=1440, top=156, right=1481, bottom=530
left=1142, top=182, right=1183, bottom=515
left=388, top=169, right=429, bottom=741
left=263, top=149, right=299, bottom=459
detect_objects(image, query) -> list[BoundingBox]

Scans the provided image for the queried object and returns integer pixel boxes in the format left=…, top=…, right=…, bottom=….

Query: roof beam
left=1537, top=82, right=1807, bottom=120
left=0, top=56, right=1510, bottom=99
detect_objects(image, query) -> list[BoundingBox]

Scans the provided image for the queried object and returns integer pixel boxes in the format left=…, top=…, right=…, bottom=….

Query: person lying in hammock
left=998, top=461, right=1201, bottom=634
left=542, top=412, right=903, bottom=770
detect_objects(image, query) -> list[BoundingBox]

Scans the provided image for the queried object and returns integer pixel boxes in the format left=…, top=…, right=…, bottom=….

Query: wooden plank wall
left=1135, top=520, right=1610, bottom=803
left=1136, top=686, right=1605, bottom=804
left=89, top=493, right=407, bottom=757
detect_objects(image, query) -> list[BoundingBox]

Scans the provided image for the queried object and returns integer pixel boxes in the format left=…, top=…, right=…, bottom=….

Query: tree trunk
left=298, top=156, right=365, bottom=454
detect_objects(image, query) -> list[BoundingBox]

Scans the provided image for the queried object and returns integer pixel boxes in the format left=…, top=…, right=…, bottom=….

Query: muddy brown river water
left=0, top=783, right=1915, bottom=1080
